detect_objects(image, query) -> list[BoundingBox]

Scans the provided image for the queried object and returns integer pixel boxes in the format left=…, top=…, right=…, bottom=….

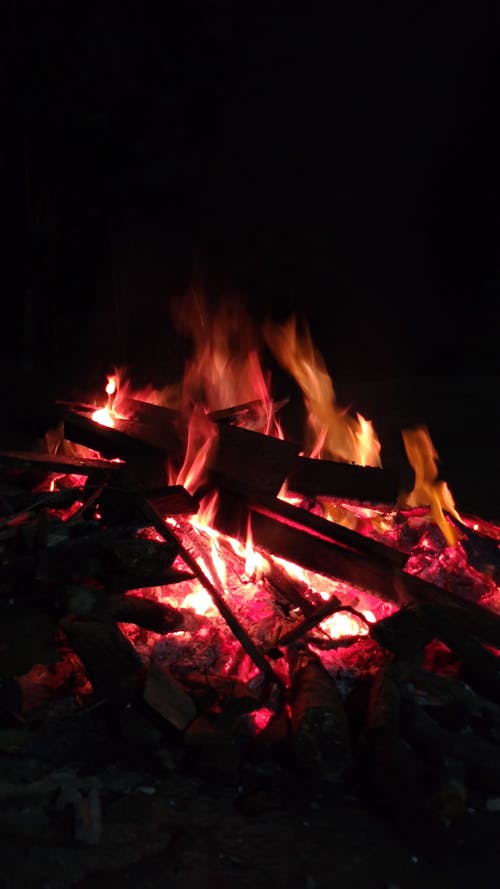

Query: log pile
left=1, top=396, right=500, bottom=859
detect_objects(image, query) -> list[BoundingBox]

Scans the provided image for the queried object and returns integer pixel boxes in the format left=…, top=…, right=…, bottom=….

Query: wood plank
left=287, top=454, right=400, bottom=504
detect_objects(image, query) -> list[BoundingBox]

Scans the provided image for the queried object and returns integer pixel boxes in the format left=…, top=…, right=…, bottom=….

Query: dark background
left=2, top=3, right=499, bottom=515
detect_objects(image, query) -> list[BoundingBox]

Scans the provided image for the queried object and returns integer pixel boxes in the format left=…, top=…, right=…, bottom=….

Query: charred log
left=64, top=585, right=187, bottom=633
left=209, top=424, right=301, bottom=498
left=59, top=618, right=144, bottom=706
left=286, top=645, right=353, bottom=782
left=287, top=455, right=400, bottom=505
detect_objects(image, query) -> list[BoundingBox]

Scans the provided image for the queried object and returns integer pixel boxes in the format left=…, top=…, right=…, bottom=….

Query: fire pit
left=1, top=293, right=499, bottom=867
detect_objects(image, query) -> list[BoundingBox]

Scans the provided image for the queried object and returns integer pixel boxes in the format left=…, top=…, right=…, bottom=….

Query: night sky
left=3, top=5, right=500, bottom=501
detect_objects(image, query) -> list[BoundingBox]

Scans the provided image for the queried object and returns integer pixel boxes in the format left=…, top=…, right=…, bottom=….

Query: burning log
left=286, top=454, right=400, bottom=505
left=64, top=585, right=188, bottom=633
left=63, top=407, right=180, bottom=458
left=209, top=424, right=301, bottom=497
left=286, top=645, right=353, bottom=782
left=138, top=498, right=285, bottom=690
left=96, top=483, right=199, bottom=526
left=215, top=490, right=403, bottom=602
left=0, top=448, right=120, bottom=477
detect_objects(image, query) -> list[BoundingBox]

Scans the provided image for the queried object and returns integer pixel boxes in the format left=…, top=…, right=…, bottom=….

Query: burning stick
left=271, top=596, right=366, bottom=652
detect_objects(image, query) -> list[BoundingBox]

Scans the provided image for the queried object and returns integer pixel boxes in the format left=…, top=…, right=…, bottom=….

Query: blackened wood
left=418, top=602, right=500, bottom=705
left=215, top=491, right=401, bottom=603
left=287, top=455, right=400, bottom=504
left=402, top=695, right=500, bottom=793
left=0, top=448, right=121, bottom=476
left=287, top=645, right=353, bottom=781
left=119, top=397, right=180, bottom=428
left=64, top=585, right=188, bottom=632
left=251, top=494, right=409, bottom=567
left=63, top=410, right=171, bottom=460
left=360, top=661, right=435, bottom=853
left=46, top=529, right=180, bottom=585
left=96, top=484, right=199, bottom=526
left=59, top=618, right=144, bottom=703
left=396, top=572, right=500, bottom=649
left=215, top=491, right=500, bottom=645
left=209, top=424, right=301, bottom=497
left=370, top=603, right=433, bottom=658
left=408, top=666, right=500, bottom=732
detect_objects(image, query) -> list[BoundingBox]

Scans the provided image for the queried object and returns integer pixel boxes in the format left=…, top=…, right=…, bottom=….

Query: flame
left=263, top=315, right=381, bottom=466
left=92, top=373, right=120, bottom=427
left=401, top=425, right=462, bottom=546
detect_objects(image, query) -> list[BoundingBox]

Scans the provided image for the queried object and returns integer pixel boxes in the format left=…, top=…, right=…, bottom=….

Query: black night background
left=2, top=4, right=500, bottom=507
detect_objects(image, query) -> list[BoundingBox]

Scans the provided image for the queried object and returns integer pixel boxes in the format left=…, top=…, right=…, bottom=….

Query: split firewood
left=215, top=490, right=402, bottom=603
left=221, top=490, right=410, bottom=569
left=209, top=423, right=301, bottom=498
left=286, top=454, right=400, bottom=505
left=287, top=645, right=353, bottom=782
left=143, top=658, right=197, bottom=731
left=63, top=408, right=178, bottom=460
left=59, top=618, right=145, bottom=705
left=0, top=448, right=121, bottom=477
left=93, top=483, right=199, bottom=526
left=57, top=779, right=102, bottom=845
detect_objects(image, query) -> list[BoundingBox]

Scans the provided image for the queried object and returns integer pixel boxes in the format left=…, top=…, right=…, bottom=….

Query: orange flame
left=263, top=315, right=381, bottom=466
left=401, top=426, right=462, bottom=546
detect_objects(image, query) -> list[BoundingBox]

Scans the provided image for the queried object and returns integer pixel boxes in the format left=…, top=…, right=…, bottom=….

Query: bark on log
left=359, top=660, right=436, bottom=853
left=287, top=645, right=353, bottom=782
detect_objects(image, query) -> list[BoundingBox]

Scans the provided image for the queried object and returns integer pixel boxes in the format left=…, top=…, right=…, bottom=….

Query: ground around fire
left=2, top=705, right=500, bottom=889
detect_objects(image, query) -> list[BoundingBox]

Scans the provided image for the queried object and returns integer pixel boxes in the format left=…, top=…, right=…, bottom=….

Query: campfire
left=1, top=293, right=499, bottom=850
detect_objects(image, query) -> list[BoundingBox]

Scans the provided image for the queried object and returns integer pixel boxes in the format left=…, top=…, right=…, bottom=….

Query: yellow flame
left=263, top=315, right=381, bottom=466
left=401, top=426, right=462, bottom=546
